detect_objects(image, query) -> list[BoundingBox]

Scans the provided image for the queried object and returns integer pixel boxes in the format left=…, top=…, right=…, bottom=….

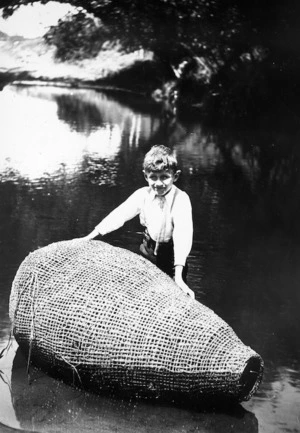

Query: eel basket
left=9, top=240, right=263, bottom=402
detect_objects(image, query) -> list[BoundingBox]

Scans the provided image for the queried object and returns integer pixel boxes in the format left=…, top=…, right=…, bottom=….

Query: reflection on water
left=244, top=366, right=300, bottom=433
left=0, top=84, right=300, bottom=433
left=0, top=86, right=159, bottom=184
left=0, top=345, right=259, bottom=433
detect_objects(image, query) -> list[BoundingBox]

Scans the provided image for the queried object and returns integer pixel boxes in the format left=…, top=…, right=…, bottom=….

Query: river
left=0, top=84, right=299, bottom=433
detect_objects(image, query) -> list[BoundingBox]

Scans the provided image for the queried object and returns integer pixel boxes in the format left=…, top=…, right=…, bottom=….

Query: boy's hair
left=143, top=145, right=178, bottom=173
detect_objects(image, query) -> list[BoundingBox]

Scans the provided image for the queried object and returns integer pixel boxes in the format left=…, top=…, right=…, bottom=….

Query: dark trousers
left=139, top=230, right=188, bottom=281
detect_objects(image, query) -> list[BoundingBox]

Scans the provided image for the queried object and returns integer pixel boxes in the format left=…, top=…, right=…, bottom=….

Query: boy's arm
left=172, top=192, right=193, bottom=266
left=174, top=266, right=195, bottom=299
left=172, top=192, right=194, bottom=298
left=83, top=228, right=101, bottom=240
left=83, top=188, right=145, bottom=240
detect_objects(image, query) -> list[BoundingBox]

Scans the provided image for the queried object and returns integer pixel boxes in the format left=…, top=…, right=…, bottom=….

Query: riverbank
left=1, top=33, right=299, bottom=126
left=0, top=34, right=162, bottom=95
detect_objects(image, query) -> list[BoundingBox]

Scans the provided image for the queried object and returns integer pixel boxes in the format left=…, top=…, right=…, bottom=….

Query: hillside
left=0, top=33, right=147, bottom=88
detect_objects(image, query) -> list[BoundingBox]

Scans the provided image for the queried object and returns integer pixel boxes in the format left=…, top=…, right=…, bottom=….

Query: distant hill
left=10, top=34, right=25, bottom=42
left=0, top=30, right=25, bottom=41
left=0, top=30, right=8, bottom=40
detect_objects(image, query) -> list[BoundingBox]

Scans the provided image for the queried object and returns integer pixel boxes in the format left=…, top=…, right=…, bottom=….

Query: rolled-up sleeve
left=95, top=188, right=145, bottom=235
left=172, top=192, right=193, bottom=266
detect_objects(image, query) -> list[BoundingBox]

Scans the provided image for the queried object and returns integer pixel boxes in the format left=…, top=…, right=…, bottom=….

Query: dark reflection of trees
left=54, top=93, right=104, bottom=132
left=13, top=86, right=161, bottom=136
left=153, top=117, right=300, bottom=238
left=81, top=154, right=120, bottom=187
left=215, top=125, right=300, bottom=239
left=10, top=347, right=258, bottom=433
left=0, top=168, right=109, bottom=250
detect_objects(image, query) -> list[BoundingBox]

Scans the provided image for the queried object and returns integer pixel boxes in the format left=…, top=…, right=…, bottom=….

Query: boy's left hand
left=174, top=275, right=195, bottom=299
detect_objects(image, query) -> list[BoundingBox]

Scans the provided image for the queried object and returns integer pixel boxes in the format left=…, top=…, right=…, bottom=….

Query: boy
left=83, top=145, right=194, bottom=298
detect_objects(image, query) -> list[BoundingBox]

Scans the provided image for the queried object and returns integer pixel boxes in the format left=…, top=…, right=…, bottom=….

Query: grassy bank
left=0, top=34, right=161, bottom=94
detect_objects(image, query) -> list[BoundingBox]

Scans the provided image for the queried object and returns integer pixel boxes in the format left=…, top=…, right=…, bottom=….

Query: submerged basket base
left=17, top=339, right=263, bottom=404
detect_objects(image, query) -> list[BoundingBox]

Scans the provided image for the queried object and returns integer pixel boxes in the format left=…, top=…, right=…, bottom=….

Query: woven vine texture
left=10, top=240, right=263, bottom=401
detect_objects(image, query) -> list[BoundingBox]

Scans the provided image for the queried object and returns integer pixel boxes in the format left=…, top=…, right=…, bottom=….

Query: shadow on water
left=0, top=347, right=259, bottom=433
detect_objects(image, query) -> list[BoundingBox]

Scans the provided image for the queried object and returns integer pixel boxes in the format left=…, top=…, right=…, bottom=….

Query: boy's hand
left=81, top=234, right=94, bottom=241
left=175, top=278, right=195, bottom=299
left=81, top=229, right=101, bottom=241
left=174, top=265, right=195, bottom=299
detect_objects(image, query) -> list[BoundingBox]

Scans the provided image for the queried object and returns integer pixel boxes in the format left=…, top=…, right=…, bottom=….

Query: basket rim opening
left=239, top=355, right=264, bottom=400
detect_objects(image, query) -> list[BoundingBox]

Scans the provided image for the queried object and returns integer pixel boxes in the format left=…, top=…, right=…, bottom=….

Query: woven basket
left=9, top=240, right=263, bottom=401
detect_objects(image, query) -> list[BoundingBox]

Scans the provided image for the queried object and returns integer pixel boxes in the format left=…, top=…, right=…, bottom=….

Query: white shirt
left=95, top=185, right=193, bottom=266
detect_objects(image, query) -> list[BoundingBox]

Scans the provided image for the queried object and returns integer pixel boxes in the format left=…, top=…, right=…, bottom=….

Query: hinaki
left=9, top=239, right=263, bottom=402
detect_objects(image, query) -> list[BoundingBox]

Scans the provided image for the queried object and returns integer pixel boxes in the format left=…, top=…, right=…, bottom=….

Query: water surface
left=0, top=84, right=300, bottom=433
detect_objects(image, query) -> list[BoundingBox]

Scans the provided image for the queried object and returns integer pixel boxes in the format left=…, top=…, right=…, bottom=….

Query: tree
left=2, top=0, right=299, bottom=119
left=2, top=0, right=248, bottom=66
left=2, top=0, right=298, bottom=69
left=44, top=11, right=108, bottom=61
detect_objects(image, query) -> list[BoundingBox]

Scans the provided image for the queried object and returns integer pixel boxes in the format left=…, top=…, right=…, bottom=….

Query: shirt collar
left=149, top=185, right=176, bottom=204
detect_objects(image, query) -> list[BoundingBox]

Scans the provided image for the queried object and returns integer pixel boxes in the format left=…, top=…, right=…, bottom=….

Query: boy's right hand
left=81, top=229, right=101, bottom=241
left=81, top=234, right=94, bottom=241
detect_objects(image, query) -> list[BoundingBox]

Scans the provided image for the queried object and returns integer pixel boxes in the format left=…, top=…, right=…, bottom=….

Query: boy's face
left=143, top=169, right=180, bottom=196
